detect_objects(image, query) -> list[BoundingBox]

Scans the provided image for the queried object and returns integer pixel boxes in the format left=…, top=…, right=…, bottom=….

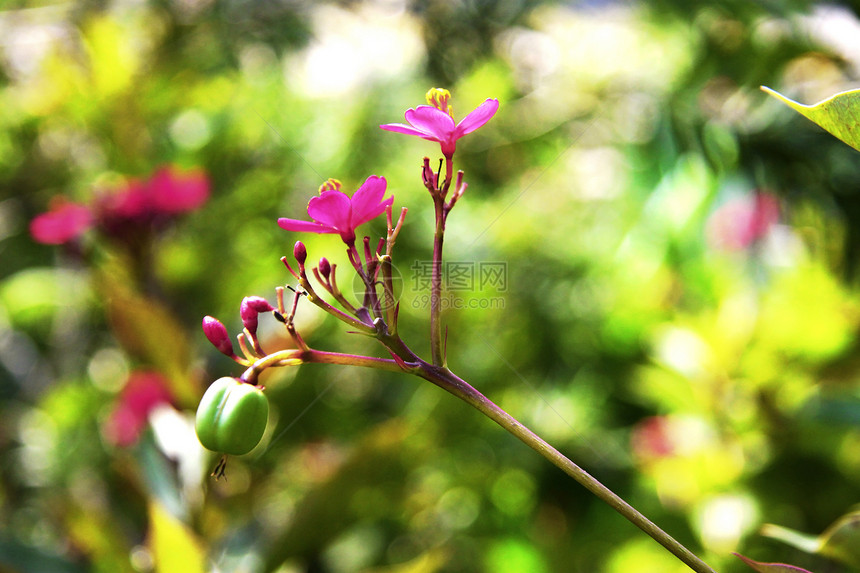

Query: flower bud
left=422, top=157, right=438, bottom=189
left=318, top=257, right=331, bottom=279
left=195, top=377, right=269, bottom=455
left=202, top=316, right=235, bottom=357
left=240, top=296, right=274, bottom=336
left=293, top=240, right=307, bottom=265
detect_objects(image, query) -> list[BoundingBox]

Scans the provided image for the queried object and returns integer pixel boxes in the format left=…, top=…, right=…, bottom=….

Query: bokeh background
left=4, top=0, right=860, bottom=572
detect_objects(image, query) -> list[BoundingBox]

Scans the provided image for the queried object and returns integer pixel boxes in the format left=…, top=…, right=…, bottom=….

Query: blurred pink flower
left=104, top=370, right=174, bottom=447
left=96, top=179, right=151, bottom=220
left=149, top=166, right=210, bottom=214
left=95, top=165, right=210, bottom=223
left=30, top=165, right=210, bottom=245
left=380, top=98, right=499, bottom=159
left=278, top=176, right=393, bottom=245
left=29, top=199, right=94, bottom=245
left=707, top=192, right=780, bottom=250
left=630, top=416, right=675, bottom=461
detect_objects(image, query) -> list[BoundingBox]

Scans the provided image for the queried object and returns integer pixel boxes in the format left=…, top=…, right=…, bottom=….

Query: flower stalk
left=200, top=89, right=717, bottom=573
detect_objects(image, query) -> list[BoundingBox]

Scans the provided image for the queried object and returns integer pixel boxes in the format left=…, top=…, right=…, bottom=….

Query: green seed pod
left=195, top=377, right=269, bottom=455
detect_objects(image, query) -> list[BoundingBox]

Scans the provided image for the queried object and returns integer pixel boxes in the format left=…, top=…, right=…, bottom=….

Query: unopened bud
left=294, top=241, right=307, bottom=265
left=202, top=316, right=235, bottom=357
left=422, top=157, right=437, bottom=189
left=318, top=257, right=331, bottom=279
left=240, top=296, right=274, bottom=336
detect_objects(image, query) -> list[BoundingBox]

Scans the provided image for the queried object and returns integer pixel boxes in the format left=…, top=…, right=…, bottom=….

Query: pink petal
left=277, top=217, right=336, bottom=234
left=403, top=106, right=456, bottom=140
left=379, top=122, right=432, bottom=137
left=307, top=190, right=352, bottom=231
left=350, top=176, right=390, bottom=224
left=29, top=200, right=94, bottom=245
left=354, top=195, right=394, bottom=229
left=454, top=98, right=499, bottom=137
left=150, top=166, right=210, bottom=214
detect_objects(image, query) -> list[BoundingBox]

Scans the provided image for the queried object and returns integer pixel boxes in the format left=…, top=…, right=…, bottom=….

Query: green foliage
left=5, top=1, right=860, bottom=573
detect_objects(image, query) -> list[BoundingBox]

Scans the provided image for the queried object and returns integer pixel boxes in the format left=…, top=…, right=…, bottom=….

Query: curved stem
left=247, top=335, right=714, bottom=572
left=416, top=363, right=717, bottom=573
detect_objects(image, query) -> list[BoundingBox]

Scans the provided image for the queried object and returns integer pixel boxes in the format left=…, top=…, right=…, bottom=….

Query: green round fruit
left=195, top=377, right=269, bottom=455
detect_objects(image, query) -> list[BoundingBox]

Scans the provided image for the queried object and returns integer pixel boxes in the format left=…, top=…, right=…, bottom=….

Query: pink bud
left=294, top=241, right=307, bottom=265
left=318, top=257, right=331, bottom=279
left=202, top=316, right=235, bottom=357
left=422, top=157, right=437, bottom=189
left=240, top=296, right=274, bottom=336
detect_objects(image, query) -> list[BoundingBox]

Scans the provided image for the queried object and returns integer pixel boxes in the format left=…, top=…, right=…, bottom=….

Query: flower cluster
left=30, top=165, right=210, bottom=245
left=196, top=89, right=499, bottom=462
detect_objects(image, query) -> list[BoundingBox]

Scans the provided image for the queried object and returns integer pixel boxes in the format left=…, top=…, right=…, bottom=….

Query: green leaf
left=760, top=509, right=860, bottom=568
left=761, top=86, right=860, bottom=153
left=148, top=501, right=207, bottom=573
left=734, top=553, right=815, bottom=573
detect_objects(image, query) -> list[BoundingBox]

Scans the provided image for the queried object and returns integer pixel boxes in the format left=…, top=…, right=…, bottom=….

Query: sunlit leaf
left=148, top=501, right=206, bottom=573
left=734, top=553, right=815, bottom=573
left=760, top=510, right=860, bottom=568
left=761, top=86, right=860, bottom=153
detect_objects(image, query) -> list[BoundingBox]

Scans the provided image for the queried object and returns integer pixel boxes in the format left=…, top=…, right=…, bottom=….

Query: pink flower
left=96, top=179, right=150, bottom=220
left=149, top=166, right=210, bottom=214
left=31, top=165, right=211, bottom=246
left=103, top=370, right=173, bottom=447
left=29, top=198, right=94, bottom=245
left=630, top=416, right=676, bottom=461
left=95, top=166, right=210, bottom=222
left=278, top=176, right=393, bottom=244
left=380, top=97, right=499, bottom=158
left=707, top=191, right=780, bottom=251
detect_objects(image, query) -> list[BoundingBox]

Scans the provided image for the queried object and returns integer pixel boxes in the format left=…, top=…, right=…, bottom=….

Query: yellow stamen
left=425, top=87, right=453, bottom=117
left=319, top=179, right=342, bottom=194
